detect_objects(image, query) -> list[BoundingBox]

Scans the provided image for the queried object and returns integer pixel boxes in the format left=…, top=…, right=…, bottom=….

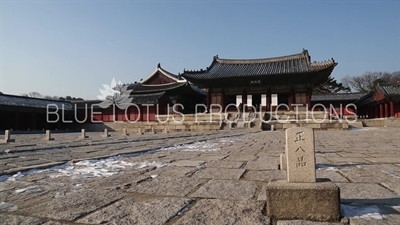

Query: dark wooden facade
left=181, top=50, right=337, bottom=112
left=0, top=93, right=74, bottom=131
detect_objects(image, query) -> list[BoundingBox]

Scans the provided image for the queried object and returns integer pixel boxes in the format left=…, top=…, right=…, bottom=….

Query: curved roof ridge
left=141, top=64, right=186, bottom=84
left=215, top=51, right=308, bottom=64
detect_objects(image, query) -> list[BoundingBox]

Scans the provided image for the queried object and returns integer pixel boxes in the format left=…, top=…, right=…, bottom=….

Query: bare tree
left=341, top=71, right=400, bottom=92
left=23, top=92, right=43, bottom=98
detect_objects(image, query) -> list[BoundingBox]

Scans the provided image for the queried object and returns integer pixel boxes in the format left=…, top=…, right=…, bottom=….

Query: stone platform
left=0, top=128, right=400, bottom=224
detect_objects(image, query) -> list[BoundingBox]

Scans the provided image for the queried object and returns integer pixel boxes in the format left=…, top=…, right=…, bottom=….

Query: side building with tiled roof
left=355, top=83, right=400, bottom=118
left=181, top=49, right=337, bottom=111
left=74, top=64, right=206, bottom=123
left=0, top=93, right=74, bottom=131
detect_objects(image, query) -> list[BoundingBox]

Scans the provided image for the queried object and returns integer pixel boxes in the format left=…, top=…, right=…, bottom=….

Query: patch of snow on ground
left=316, top=164, right=338, bottom=171
left=349, top=127, right=377, bottom=131
left=0, top=202, right=18, bottom=212
left=381, top=170, right=400, bottom=178
left=15, top=185, right=42, bottom=193
left=1, top=136, right=238, bottom=182
left=341, top=204, right=383, bottom=220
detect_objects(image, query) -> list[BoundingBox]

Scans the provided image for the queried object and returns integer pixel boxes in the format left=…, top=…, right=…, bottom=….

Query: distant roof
left=377, top=83, right=400, bottom=96
left=311, top=92, right=368, bottom=102
left=0, top=93, right=73, bottom=111
left=182, top=49, right=337, bottom=80
left=140, top=64, right=185, bottom=84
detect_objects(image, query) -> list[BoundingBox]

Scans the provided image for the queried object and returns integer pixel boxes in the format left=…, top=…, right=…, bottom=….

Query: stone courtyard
left=0, top=127, right=400, bottom=225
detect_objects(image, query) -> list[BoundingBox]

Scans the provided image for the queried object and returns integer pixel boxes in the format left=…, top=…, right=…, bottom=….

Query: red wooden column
left=266, top=88, right=271, bottom=111
left=306, top=88, right=312, bottom=110
left=242, top=89, right=247, bottom=109
left=379, top=103, right=384, bottom=118
left=207, top=88, right=212, bottom=112
left=384, top=102, right=389, bottom=118
left=290, top=87, right=295, bottom=111
left=221, top=89, right=225, bottom=110
left=390, top=100, right=395, bottom=117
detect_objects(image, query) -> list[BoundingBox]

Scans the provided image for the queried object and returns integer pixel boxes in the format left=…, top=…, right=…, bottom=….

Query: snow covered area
left=0, top=136, right=237, bottom=182
left=349, top=127, right=377, bottom=131
left=341, top=204, right=384, bottom=220
left=316, top=164, right=338, bottom=171
left=0, top=202, right=18, bottom=212
left=381, top=170, right=400, bottom=178
left=160, top=137, right=237, bottom=152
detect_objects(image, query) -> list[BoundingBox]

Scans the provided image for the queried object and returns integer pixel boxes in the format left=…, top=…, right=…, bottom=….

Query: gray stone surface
left=1, top=128, right=400, bottom=224
left=172, top=160, right=205, bottom=167
left=77, top=197, right=193, bottom=225
left=174, top=199, right=270, bottom=225
left=266, top=180, right=340, bottom=222
left=277, top=220, right=341, bottom=225
left=24, top=189, right=125, bottom=221
left=242, top=170, right=286, bottom=181
left=127, top=177, right=206, bottom=196
left=285, top=127, right=316, bottom=183
left=337, top=183, right=400, bottom=205
left=0, top=214, right=44, bottom=225
left=190, top=179, right=257, bottom=200
left=191, top=167, right=245, bottom=180
left=280, top=153, right=287, bottom=170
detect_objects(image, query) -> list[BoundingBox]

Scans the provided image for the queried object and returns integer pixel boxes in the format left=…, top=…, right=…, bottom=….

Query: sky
left=0, top=0, right=399, bottom=100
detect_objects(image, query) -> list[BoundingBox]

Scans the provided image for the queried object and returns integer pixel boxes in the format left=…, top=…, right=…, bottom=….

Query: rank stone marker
left=285, top=127, right=316, bottom=183
left=279, top=153, right=287, bottom=171
left=266, top=127, right=340, bottom=222
left=45, top=130, right=54, bottom=141
left=101, top=129, right=110, bottom=138
left=80, top=129, right=89, bottom=139
left=0, top=130, right=15, bottom=143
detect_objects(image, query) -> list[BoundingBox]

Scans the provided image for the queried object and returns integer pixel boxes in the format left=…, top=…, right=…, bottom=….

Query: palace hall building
left=181, top=49, right=337, bottom=111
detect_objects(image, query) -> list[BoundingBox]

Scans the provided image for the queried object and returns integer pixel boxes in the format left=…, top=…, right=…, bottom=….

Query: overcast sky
left=1, top=0, right=399, bottom=99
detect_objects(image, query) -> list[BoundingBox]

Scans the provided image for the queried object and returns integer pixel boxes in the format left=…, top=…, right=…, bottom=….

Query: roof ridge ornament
left=157, top=63, right=161, bottom=68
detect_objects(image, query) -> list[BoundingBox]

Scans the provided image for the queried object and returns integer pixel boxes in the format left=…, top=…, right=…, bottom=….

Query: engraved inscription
left=294, top=132, right=305, bottom=142
left=296, top=156, right=307, bottom=168
left=295, top=146, right=305, bottom=152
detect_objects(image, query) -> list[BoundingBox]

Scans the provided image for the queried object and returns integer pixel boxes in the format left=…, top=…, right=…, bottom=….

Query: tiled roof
left=353, top=92, right=375, bottom=106
left=130, top=92, right=166, bottom=104
left=0, top=93, right=73, bottom=110
left=140, top=64, right=185, bottom=84
left=126, top=82, right=187, bottom=93
left=377, top=83, right=400, bottom=96
left=182, top=50, right=337, bottom=80
left=311, top=92, right=368, bottom=102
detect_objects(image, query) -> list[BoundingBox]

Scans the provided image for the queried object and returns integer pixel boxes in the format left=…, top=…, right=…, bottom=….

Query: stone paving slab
left=174, top=199, right=269, bottom=225
left=242, top=170, right=286, bottom=182
left=191, top=167, right=246, bottom=180
left=205, top=160, right=245, bottom=169
left=337, top=183, right=400, bottom=205
left=190, top=179, right=257, bottom=200
left=77, top=197, right=193, bottom=225
left=277, top=220, right=341, bottom=225
left=245, top=156, right=280, bottom=170
left=172, top=160, right=205, bottom=167
left=23, top=189, right=125, bottom=221
left=0, top=214, right=45, bottom=225
left=127, top=177, right=207, bottom=197
left=1, top=128, right=400, bottom=224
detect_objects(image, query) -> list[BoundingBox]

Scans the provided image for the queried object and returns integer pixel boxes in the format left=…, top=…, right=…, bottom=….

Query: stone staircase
left=98, top=110, right=353, bottom=132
